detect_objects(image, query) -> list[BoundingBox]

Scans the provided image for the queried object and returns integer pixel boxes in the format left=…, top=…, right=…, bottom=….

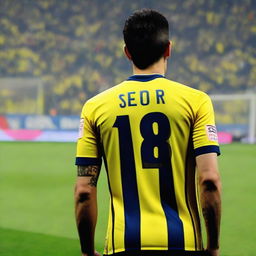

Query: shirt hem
left=103, top=248, right=206, bottom=256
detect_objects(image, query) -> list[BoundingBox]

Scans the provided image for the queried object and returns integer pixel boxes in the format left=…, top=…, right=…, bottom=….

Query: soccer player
left=75, top=9, right=222, bottom=256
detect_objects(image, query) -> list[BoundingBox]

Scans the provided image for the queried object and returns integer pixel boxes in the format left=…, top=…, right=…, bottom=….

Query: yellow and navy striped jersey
left=76, top=74, right=220, bottom=255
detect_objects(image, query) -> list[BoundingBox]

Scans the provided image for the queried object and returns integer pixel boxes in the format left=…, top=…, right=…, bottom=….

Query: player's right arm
left=196, top=153, right=222, bottom=256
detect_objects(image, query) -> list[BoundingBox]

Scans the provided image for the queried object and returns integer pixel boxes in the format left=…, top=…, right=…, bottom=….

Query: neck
left=132, top=57, right=167, bottom=76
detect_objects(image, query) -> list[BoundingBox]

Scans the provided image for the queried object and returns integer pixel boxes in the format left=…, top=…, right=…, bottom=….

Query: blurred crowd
left=0, top=0, right=255, bottom=115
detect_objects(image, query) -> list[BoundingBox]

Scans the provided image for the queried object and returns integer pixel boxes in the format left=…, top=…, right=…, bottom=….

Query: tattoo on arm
left=77, top=165, right=100, bottom=187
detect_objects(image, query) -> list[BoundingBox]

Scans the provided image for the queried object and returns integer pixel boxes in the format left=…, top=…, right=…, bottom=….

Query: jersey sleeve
left=75, top=101, right=102, bottom=166
left=193, top=93, right=220, bottom=157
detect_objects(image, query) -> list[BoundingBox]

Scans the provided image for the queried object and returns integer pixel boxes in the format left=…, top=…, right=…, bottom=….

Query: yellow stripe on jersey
left=76, top=74, right=220, bottom=255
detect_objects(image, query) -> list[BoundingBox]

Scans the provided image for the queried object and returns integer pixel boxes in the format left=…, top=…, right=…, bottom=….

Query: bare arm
left=196, top=153, right=222, bottom=256
left=74, top=165, right=101, bottom=256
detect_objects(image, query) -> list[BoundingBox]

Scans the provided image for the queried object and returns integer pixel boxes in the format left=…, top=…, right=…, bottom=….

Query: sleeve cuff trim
left=75, top=157, right=102, bottom=166
left=194, top=145, right=221, bottom=157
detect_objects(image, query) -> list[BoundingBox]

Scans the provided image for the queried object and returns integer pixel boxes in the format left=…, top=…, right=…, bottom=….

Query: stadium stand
left=0, top=0, right=255, bottom=115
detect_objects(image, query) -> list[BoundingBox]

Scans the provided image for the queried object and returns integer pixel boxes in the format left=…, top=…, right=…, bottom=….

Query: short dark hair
left=123, top=9, right=169, bottom=70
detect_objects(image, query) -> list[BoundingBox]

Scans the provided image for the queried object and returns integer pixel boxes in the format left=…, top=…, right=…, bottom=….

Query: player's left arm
left=74, top=165, right=101, bottom=256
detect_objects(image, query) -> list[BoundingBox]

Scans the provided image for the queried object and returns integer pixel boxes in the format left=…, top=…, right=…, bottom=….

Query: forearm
left=75, top=192, right=97, bottom=256
left=200, top=180, right=221, bottom=250
left=75, top=165, right=100, bottom=256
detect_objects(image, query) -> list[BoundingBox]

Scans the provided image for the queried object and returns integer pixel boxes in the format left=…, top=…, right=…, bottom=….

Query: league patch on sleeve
left=206, top=125, right=218, bottom=142
left=78, top=118, right=84, bottom=138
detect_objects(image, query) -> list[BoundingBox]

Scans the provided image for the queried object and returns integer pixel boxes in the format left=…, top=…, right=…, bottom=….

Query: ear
left=164, top=40, right=172, bottom=58
left=124, top=45, right=132, bottom=60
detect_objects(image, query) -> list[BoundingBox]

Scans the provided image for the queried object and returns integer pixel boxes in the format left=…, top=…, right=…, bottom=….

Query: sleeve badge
left=206, top=125, right=218, bottom=142
left=78, top=118, right=84, bottom=138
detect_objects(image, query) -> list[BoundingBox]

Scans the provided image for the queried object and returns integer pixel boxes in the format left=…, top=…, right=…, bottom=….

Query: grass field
left=0, top=142, right=255, bottom=256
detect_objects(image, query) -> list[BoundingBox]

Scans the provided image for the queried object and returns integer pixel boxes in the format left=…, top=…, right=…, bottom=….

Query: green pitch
left=0, top=142, right=255, bottom=256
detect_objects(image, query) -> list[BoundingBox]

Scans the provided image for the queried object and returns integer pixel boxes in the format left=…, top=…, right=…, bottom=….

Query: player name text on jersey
left=118, top=89, right=165, bottom=108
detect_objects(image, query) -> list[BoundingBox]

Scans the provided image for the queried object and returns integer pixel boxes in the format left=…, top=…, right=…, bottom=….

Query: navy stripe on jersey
left=159, top=162, right=185, bottom=249
left=102, top=150, right=116, bottom=253
left=140, top=112, right=184, bottom=249
left=127, top=74, right=164, bottom=82
left=113, top=116, right=141, bottom=250
left=194, top=145, right=220, bottom=156
left=185, top=137, right=202, bottom=250
left=75, top=157, right=102, bottom=166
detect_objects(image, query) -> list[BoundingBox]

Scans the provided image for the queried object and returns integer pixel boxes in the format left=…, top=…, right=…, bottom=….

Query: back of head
left=123, top=9, right=169, bottom=70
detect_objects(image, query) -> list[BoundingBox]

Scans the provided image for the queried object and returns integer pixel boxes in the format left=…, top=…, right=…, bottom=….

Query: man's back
left=76, top=74, right=220, bottom=255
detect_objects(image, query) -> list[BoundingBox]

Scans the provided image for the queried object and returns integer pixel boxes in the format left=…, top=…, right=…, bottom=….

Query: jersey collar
left=127, top=74, right=165, bottom=82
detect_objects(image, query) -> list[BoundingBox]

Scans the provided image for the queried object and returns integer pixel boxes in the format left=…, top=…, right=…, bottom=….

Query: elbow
left=199, top=171, right=222, bottom=193
left=74, top=183, right=94, bottom=203
left=201, top=179, right=220, bottom=192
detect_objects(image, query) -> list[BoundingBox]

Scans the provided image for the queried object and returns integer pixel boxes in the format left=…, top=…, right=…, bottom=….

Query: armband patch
left=206, top=125, right=218, bottom=142
left=78, top=118, right=84, bottom=138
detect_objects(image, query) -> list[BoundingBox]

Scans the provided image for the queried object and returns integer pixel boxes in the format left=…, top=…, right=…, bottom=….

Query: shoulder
left=81, top=81, right=126, bottom=114
left=166, top=78, right=204, bottom=95
left=87, top=81, right=126, bottom=103
left=164, top=78, right=211, bottom=103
